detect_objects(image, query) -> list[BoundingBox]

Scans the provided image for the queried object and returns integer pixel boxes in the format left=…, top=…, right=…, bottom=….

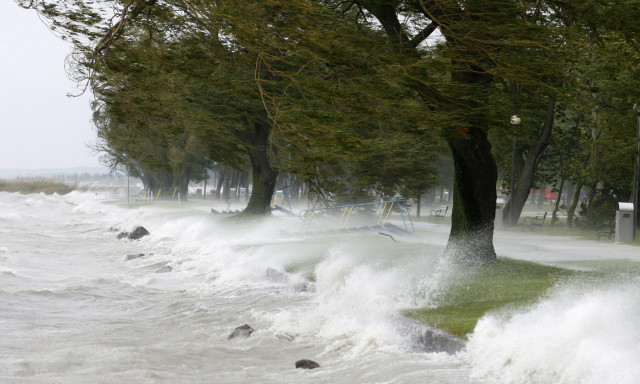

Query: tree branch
left=410, top=22, right=438, bottom=47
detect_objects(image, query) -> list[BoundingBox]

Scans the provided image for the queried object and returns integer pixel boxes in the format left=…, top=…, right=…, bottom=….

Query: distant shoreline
left=0, top=167, right=111, bottom=179
left=0, top=178, right=76, bottom=195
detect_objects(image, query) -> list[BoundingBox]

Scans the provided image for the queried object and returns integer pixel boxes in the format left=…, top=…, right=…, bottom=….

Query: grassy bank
left=0, top=179, right=74, bottom=195
left=404, top=258, right=577, bottom=339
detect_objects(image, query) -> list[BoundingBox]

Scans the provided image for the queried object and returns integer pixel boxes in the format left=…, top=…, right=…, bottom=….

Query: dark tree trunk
left=242, top=120, right=278, bottom=216
left=445, top=127, right=498, bottom=263
left=537, top=183, right=548, bottom=208
left=223, top=167, right=232, bottom=200
left=214, top=167, right=225, bottom=200
left=567, top=181, right=583, bottom=227
left=230, top=169, right=240, bottom=198
left=356, top=1, right=500, bottom=262
left=503, top=98, right=555, bottom=225
left=177, top=167, right=191, bottom=201
left=566, top=181, right=575, bottom=206
left=552, top=178, right=565, bottom=224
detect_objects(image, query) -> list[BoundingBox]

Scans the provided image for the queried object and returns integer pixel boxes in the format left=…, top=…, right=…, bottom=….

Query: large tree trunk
left=445, top=127, right=498, bottom=263
left=242, top=120, right=278, bottom=216
left=176, top=167, right=191, bottom=201
left=503, top=98, right=556, bottom=225
left=359, top=1, right=500, bottom=263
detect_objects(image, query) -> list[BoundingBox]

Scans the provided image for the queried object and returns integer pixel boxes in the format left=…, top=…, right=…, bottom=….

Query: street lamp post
left=510, top=115, right=521, bottom=226
left=633, top=105, right=640, bottom=239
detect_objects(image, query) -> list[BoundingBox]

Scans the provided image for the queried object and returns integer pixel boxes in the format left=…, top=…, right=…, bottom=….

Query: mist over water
left=1, top=189, right=639, bottom=383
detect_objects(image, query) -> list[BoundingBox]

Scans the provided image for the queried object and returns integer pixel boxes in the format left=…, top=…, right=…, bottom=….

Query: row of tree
left=19, top=0, right=640, bottom=263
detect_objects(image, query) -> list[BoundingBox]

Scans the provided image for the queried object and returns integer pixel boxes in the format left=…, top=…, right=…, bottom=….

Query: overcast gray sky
left=0, top=1, right=101, bottom=169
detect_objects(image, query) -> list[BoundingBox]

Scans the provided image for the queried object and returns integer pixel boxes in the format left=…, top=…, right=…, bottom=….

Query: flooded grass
left=0, top=178, right=74, bottom=195
left=404, top=258, right=577, bottom=339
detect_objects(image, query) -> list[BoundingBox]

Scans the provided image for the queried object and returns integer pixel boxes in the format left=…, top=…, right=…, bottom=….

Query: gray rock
left=125, top=254, right=145, bottom=261
left=295, top=359, right=320, bottom=369
left=129, top=226, right=150, bottom=240
left=275, top=333, right=296, bottom=341
left=413, top=327, right=466, bottom=354
left=228, top=324, right=254, bottom=340
left=117, top=226, right=150, bottom=240
left=155, top=265, right=172, bottom=273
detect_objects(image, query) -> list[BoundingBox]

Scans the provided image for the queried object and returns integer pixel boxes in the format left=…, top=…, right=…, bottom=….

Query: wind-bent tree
left=18, top=0, right=287, bottom=215
left=318, top=1, right=570, bottom=262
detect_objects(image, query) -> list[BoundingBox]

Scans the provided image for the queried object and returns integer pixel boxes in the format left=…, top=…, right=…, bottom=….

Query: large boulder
left=228, top=324, right=254, bottom=340
left=295, top=359, right=320, bottom=369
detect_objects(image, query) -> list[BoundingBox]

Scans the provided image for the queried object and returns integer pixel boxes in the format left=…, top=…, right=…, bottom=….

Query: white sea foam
left=467, top=279, right=640, bottom=384
left=3, top=188, right=639, bottom=383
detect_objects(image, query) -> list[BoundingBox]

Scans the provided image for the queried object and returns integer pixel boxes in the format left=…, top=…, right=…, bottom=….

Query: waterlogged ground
left=1, top=189, right=639, bottom=383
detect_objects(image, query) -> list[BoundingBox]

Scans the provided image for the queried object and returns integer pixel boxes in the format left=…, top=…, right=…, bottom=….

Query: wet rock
left=125, top=254, right=145, bottom=261
left=295, top=359, right=320, bottom=369
left=413, top=327, right=466, bottom=354
left=275, top=333, right=296, bottom=342
left=155, top=265, right=172, bottom=273
left=117, top=226, right=150, bottom=240
left=266, top=267, right=288, bottom=283
left=129, top=226, right=150, bottom=240
left=228, top=324, right=254, bottom=340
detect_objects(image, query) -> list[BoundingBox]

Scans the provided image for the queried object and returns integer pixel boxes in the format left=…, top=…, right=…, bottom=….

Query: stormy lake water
left=1, top=187, right=639, bottom=383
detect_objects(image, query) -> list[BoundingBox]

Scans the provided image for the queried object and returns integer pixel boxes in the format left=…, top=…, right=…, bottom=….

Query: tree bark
left=214, top=167, right=225, bottom=200
left=567, top=181, right=583, bottom=227
left=445, top=127, right=498, bottom=263
left=241, top=120, right=279, bottom=216
left=357, top=1, right=499, bottom=262
left=537, top=183, right=547, bottom=208
left=503, top=98, right=556, bottom=225
left=552, top=178, right=565, bottom=224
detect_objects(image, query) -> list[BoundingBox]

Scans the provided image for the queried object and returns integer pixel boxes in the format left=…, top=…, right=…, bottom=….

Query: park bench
left=597, top=223, right=615, bottom=240
left=522, top=211, right=547, bottom=231
left=429, top=205, right=448, bottom=222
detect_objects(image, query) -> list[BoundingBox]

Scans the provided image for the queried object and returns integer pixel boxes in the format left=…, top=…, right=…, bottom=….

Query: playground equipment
left=298, top=200, right=414, bottom=233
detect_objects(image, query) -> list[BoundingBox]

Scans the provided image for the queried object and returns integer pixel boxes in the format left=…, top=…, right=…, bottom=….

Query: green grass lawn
left=404, top=257, right=578, bottom=339
left=0, top=179, right=75, bottom=195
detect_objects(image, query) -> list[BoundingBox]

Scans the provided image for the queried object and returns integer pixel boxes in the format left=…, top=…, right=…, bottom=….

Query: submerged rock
left=124, top=254, right=145, bottom=261
left=275, top=333, right=296, bottom=342
left=266, top=267, right=288, bottom=283
left=413, top=327, right=466, bottom=354
left=228, top=324, right=254, bottom=340
left=155, top=265, right=172, bottom=273
left=295, top=359, right=320, bottom=369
